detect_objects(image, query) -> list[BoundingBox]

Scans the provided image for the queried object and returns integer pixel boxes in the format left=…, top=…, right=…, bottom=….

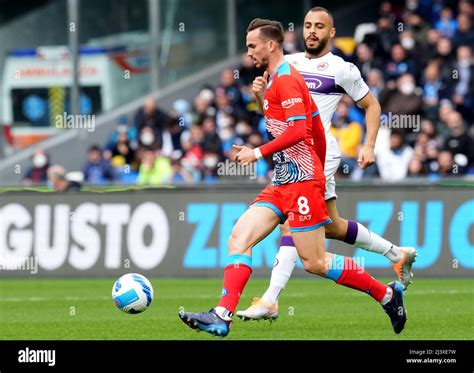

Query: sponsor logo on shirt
left=281, top=97, right=303, bottom=108
left=317, top=62, right=328, bottom=71
left=354, top=77, right=363, bottom=87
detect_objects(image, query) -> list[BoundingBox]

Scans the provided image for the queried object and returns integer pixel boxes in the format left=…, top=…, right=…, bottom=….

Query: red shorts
left=250, top=179, right=331, bottom=232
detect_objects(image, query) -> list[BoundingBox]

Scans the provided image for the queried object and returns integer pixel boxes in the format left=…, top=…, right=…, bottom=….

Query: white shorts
left=324, top=156, right=340, bottom=201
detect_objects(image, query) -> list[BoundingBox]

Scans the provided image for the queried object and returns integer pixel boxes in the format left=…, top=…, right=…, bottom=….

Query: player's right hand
left=252, top=71, right=268, bottom=98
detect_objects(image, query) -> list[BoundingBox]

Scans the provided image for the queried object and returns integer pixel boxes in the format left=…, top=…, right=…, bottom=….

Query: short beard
left=260, top=56, right=269, bottom=68
left=305, top=37, right=329, bottom=56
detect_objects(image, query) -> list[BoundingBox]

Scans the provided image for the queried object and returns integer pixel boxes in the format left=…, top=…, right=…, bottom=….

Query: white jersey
left=285, top=52, right=370, bottom=159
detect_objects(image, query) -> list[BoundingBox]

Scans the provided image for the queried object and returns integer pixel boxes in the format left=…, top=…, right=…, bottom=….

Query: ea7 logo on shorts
left=281, top=97, right=302, bottom=108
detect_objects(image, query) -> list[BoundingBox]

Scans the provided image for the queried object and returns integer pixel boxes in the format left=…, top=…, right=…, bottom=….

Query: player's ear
left=267, top=39, right=276, bottom=53
left=330, top=27, right=336, bottom=39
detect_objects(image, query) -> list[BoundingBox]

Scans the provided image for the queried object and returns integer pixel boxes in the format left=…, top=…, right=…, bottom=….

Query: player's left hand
left=233, top=145, right=257, bottom=166
left=357, top=144, right=376, bottom=169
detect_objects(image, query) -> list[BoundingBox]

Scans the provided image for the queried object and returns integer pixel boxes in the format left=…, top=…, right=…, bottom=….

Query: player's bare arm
left=356, top=91, right=381, bottom=169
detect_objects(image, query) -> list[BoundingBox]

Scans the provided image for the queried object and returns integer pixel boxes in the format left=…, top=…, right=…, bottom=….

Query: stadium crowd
left=23, top=0, right=474, bottom=186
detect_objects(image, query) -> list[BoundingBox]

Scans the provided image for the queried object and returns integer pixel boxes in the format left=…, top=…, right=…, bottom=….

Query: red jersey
left=259, top=61, right=325, bottom=186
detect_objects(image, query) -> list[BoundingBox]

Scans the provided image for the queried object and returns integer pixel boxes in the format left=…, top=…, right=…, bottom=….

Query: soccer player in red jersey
left=237, top=7, right=416, bottom=324
left=179, top=18, right=407, bottom=337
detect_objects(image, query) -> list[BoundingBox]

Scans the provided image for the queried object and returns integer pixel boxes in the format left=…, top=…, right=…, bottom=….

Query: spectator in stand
left=214, top=89, right=241, bottom=130
left=422, top=61, right=451, bottom=120
left=376, top=131, right=414, bottom=181
left=413, top=130, right=440, bottom=174
left=419, top=28, right=442, bottom=65
left=435, top=150, right=456, bottom=177
left=436, top=99, right=456, bottom=137
left=202, top=151, right=220, bottom=184
left=452, top=45, right=474, bottom=122
left=109, top=135, right=138, bottom=183
left=378, top=0, right=399, bottom=23
left=47, top=164, right=81, bottom=191
left=23, top=149, right=50, bottom=185
left=134, top=97, right=169, bottom=142
left=458, top=0, right=473, bottom=16
left=283, top=31, right=300, bottom=55
left=330, top=101, right=363, bottom=176
left=433, top=37, right=457, bottom=82
left=234, top=118, right=253, bottom=143
left=83, top=145, right=114, bottom=184
left=384, top=43, right=417, bottom=81
left=435, top=6, right=458, bottom=38
left=201, top=116, right=222, bottom=155
left=408, top=156, right=426, bottom=176
left=454, top=13, right=474, bottom=47
left=373, top=16, right=399, bottom=59
left=406, top=11, right=430, bottom=46
left=219, top=123, right=242, bottom=156
left=367, top=68, right=385, bottom=100
left=192, top=90, right=215, bottom=125
left=421, top=118, right=444, bottom=150
left=104, top=115, right=138, bottom=155
left=170, top=99, right=192, bottom=129
left=180, top=124, right=205, bottom=181
left=443, top=111, right=473, bottom=173
left=137, top=147, right=172, bottom=185
left=138, top=126, right=162, bottom=150
left=166, top=105, right=187, bottom=159
left=380, top=73, right=423, bottom=118
left=399, top=30, right=417, bottom=55
left=170, top=158, right=193, bottom=184
left=218, top=68, right=244, bottom=110
left=354, top=43, right=382, bottom=80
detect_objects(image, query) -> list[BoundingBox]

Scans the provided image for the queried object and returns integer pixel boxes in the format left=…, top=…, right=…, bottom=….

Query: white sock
left=355, top=223, right=403, bottom=263
left=261, top=243, right=299, bottom=305
left=214, top=306, right=232, bottom=321
left=380, top=286, right=393, bottom=305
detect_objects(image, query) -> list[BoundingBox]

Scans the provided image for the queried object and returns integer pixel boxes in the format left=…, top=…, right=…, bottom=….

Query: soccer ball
left=112, top=273, right=154, bottom=314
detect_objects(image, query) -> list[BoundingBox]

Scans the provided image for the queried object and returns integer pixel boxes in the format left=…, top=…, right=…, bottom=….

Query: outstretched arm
left=234, top=118, right=307, bottom=165
left=356, top=92, right=381, bottom=169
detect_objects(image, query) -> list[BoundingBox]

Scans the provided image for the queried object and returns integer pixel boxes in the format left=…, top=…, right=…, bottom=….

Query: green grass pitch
left=0, top=278, right=472, bottom=340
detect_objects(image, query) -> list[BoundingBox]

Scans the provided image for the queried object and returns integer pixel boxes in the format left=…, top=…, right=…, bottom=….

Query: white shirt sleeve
left=336, top=62, right=370, bottom=102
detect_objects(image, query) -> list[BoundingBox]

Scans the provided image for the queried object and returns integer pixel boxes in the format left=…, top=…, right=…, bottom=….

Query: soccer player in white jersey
left=237, top=7, right=417, bottom=321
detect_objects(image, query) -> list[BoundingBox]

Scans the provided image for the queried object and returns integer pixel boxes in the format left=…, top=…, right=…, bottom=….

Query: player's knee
left=301, top=258, right=327, bottom=276
left=228, top=229, right=249, bottom=253
left=325, top=218, right=346, bottom=240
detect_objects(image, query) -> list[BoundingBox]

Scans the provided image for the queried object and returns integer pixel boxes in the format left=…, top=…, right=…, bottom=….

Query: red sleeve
left=259, top=75, right=308, bottom=158
left=259, top=119, right=306, bottom=158
left=310, top=99, right=326, bottom=168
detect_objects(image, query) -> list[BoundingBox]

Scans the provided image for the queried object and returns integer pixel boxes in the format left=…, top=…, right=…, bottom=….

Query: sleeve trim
left=286, top=115, right=306, bottom=122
